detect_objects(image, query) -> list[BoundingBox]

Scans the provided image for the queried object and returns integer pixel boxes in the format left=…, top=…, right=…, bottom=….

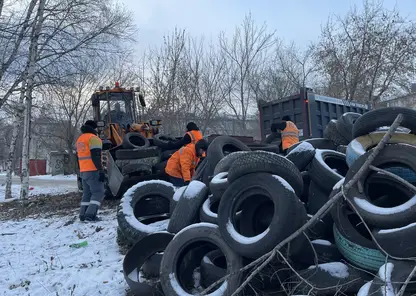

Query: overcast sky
left=121, top=0, right=416, bottom=55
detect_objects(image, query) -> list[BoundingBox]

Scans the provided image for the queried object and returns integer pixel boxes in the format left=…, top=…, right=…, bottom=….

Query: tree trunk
left=20, top=0, right=46, bottom=200
left=5, top=88, right=25, bottom=199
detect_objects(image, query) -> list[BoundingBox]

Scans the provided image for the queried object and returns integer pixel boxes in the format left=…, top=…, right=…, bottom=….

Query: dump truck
left=258, top=87, right=370, bottom=141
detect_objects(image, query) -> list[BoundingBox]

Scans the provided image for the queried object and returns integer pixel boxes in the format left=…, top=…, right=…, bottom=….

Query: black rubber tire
left=209, top=172, right=229, bottom=200
left=116, top=226, right=132, bottom=250
left=344, top=144, right=416, bottom=228
left=323, top=119, right=349, bottom=146
left=291, top=262, right=370, bottom=295
left=153, top=134, right=176, bottom=147
left=203, top=136, right=251, bottom=184
left=122, top=132, right=150, bottom=149
left=192, top=158, right=207, bottom=181
left=285, top=141, right=316, bottom=171
left=116, top=146, right=161, bottom=160
left=307, top=181, right=334, bottom=239
left=352, top=107, right=416, bottom=138
left=366, top=260, right=415, bottom=296
left=169, top=186, right=187, bottom=215
left=117, top=181, right=175, bottom=244
left=373, top=222, right=416, bottom=258
left=199, top=249, right=227, bottom=288
left=161, top=149, right=177, bottom=161
left=336, top=112, right=361, bottom=142
left=167, top=181, right=209, bottom=233
left=218, top=173, right=300, bottom=259
left=306, top=214, right=330, bottom=241
left=331, top=199, right=386, bottom=271
left=292, top=240, right=342, bottom=266
left=160, top=223, right=244, bottom=296
left=122, top=163, right=152, bottom=176
left=227, top=150, right=303, bottom=197
left=247, top=143, right=279, bottom=153
left=300, top=171, right=311, bottom=203
left=123, top=232, right=173, bottom=296
left=199, top=195, right=220, bottom=224
left=309, top=149, right=348, bottom=193
left=213, top=151, right=249, bottom=175
left=287, top=138, right=336, bottom=153
left=336, top=145, right=347, bottom=154
left=141, top=252, right=163, bottom=278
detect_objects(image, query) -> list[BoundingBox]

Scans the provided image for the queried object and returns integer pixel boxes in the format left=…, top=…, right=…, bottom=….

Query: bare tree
left=219, top=13, right=275, bottom=133
left=315, top=0, right=416, bottom=104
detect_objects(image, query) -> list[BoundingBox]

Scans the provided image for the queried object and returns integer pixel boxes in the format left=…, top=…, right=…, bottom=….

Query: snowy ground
left=0, top=209, right=128, bottom=296
left=0, top=174, right=78, bottom=202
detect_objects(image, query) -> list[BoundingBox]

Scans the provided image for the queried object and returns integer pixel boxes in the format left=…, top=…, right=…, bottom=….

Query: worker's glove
left=99, top=171, right=106, bottom=182
left=184, top=181, right=190, bottom=186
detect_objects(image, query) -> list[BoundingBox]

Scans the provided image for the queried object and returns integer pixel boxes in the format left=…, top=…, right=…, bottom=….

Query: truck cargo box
left=258, top=88, right=369, bottom=141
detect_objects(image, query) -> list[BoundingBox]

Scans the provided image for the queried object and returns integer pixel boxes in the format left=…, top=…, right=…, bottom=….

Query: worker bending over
left=76, top=120, right=105, bottom=222
left=167, top=122, right=203, bottom=150
left=165, top=139, right=209, bottom=186
left=274, top=115, right=299, bottom=153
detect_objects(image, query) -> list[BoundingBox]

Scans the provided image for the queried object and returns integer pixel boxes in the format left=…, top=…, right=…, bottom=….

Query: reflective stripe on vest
left=76, top=133, right=101, bottom=172
left=186, top=130, right=203, bottom=145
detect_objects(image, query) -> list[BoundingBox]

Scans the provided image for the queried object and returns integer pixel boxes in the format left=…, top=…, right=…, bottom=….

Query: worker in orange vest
left=76, top=120, right=105, bottom=222
left=274, top=115, right=299, bottom=153
left=167, top=122, right=203, bottom=150
left=165, top=139, right=209, bottom=186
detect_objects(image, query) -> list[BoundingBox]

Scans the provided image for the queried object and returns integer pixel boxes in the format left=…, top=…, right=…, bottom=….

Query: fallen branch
left=369, top=165, right=416, bottom=192
left=200, top=113, right=404, bottom=296
left=397, top=265, right=416, bottom=296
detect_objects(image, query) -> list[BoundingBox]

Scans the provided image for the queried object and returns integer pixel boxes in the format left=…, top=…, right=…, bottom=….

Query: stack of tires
left=117, top=107, right=416, bottom=296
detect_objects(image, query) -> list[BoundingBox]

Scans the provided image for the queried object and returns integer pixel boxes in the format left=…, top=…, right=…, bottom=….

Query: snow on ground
left=31, top=174, right=77, bottom=181
left=0, top=210, right=128, bottom=296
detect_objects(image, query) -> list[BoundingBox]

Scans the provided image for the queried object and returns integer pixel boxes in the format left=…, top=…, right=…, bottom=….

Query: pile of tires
left=117, top=108, right=416, bottom=295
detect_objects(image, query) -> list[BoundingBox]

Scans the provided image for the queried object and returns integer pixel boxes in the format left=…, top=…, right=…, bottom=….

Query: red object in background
left=19, top=159, right=47, bottom=176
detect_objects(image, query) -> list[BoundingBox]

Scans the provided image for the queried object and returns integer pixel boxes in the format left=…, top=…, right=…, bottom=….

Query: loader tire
left=122, top=132, right=150, bottom=149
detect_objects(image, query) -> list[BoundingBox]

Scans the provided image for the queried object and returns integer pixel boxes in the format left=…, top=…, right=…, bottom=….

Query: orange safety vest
left=165, top=145, right=200, bottom=181
left=76, top=133, right=102, bottom=172
left=186, top=130, right=203, bottom=146
left=281, top=121, right=299, bottom=150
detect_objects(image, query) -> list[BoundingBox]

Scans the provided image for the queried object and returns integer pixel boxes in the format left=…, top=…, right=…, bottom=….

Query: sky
left=120, top=0, right=416, bottom=56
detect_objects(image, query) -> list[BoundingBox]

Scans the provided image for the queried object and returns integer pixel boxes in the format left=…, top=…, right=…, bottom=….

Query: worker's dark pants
left=79, top=171, right=105, bottom=219
left=169, top=176, right=185, bottom=187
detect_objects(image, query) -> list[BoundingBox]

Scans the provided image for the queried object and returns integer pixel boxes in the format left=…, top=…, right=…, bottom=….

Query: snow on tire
left=308, top=149, right=348, bottom=193
left=117, top=180, right=174, bottom=244
left=344, top=144, right=416, bottom=228
left=227, top=150, right=303, bottom=197
left=218, top=173, right=300, bottom=259
left=199, top=195, right=220, bottom=225
left=213, top=151, right=248, bottom=175
left=323, top=119, right=349, bottom=146
left=160, top=223, right=244, bottom=296
left=123, top=232, right=173, bottom=295
left=167, top=181, right=209, bottom=233
left=209, top=172, right=229, bottom=200
left=285, top=141, right=316, bottom=171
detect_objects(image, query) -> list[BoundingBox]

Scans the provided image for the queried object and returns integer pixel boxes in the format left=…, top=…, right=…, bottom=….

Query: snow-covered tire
left=141, top=252, right=163, bottom=278
left=247, top=143, right=279, bottom=153
left=160, top=223, right=243, bottom=296
left=116, top=227, right=132, bottom=250
left=213, top=151, right=248, bottom=175
left=121, top=163, right=152, bottom=176
left=346, top=132, right=416, bottom=167
left=167, top=181, right=209, bottom=233
left=332, top=199, right=386, bottom=271
left=123, top=232, right=173, bottom=295
left=352, top=107, right=416, bottom=138
left=291, top=262, right=370, bottom=295
left=324, top=119, right=349, bottom=146
left=336, top=112, right=362, bottom=142
left=218, top=173, right=300, bottom=258
left=169, top=186, right=186, bottom=215
left=227, top=150, right=303, bottom=197
left=209, top=172, right=228, bottom=200
left=285, top=141, right=316, bottom=171
left=203, top=136, right=251, bottom=183
left=117, top=181, right=174, bottom=244
left=373, top=222, right=416, bottom=258
left=365, top=260, right=415, bottom=296
left=122, top=132, right=150, bottom=149
left=287, top=138, right=336, bottom=153
left=292, top=240, right=342, bottom=266
left=199, top=195, right=220, bottom=224
left=344, top=144, right=416, bottom=228
left=309, top=149, right=348, bottom=193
